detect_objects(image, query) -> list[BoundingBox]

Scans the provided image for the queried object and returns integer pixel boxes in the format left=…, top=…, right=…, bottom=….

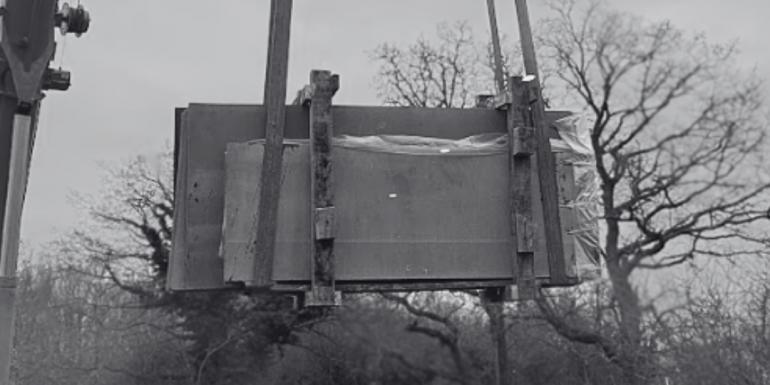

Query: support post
left=0, top=112, right=34, bottom=385
left=305, top=70, right=341, bottom=307
left=482, top=287, right=512, bottom=385
left=513, top=0, right=569, bottom=285
left=476, top=95, right=512, bottom=385
left=252, top=0, right=293, bottom=286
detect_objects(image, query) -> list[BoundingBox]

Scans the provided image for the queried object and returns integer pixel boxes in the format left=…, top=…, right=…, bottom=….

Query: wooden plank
left=508, top=77, right=536, bottom=299
left=271, top=276, right=564, bottom=293
left=170, top=104, right=571, bottom=290
left=252, top=0, right=293, bottom=287
left=274, top=279, right=520, bottom=293
left=515, top=0, right=571, bottom=286
left=528, top=80, right=570, bottom=285
left=555, top=152, right=578, bottom=279
left=306, top=70, right=340, bottom=306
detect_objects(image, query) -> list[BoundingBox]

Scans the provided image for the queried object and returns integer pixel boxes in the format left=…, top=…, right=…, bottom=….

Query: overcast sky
left=20, top=0, right=769, bottom=254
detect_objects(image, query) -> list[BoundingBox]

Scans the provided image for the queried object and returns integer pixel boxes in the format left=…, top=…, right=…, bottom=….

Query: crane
left=0, top=1, right=89, bottom=383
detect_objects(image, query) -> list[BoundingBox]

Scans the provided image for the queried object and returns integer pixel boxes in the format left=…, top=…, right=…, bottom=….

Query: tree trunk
left=608, top=263, right=646, bottom=385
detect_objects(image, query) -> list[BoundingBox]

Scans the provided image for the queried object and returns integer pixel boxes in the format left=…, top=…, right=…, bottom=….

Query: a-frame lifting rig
left=250, top=0, right=569, bottom=302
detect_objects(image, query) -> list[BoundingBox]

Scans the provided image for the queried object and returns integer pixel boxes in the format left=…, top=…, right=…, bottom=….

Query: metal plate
left=168, top=104, right=572, bottom=290
left=222, top=140, right=541, bottom=284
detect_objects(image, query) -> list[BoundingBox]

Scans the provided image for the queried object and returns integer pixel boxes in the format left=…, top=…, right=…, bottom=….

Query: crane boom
left=0, top=2, right=88, bottom=383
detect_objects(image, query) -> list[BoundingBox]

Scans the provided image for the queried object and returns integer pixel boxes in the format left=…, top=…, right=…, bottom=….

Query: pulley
left=55, top=3, right=90, bottom=36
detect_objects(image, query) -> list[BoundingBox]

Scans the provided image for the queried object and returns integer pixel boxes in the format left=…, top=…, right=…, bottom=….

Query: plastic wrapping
left=334, top=133, right=508, bottom=156
left=550, top=114, right=603, bottom=280
left=334, top=120, right=603, bottom=282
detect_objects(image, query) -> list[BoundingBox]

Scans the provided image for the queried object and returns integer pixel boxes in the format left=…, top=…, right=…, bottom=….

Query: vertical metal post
left=0, top=112, right=33, bottom=385
left=485, top=0, right=506, bottom=95
left=483, top=287, right=512, bottom=385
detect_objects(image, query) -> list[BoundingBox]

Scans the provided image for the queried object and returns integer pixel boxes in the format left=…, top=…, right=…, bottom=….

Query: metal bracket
left=314, top=206, right=335, bottom=240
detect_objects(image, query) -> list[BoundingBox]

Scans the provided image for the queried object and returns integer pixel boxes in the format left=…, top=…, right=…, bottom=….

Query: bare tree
left=371, top=21, right=498, bottom=108
left=653, top=266, right=770, bottom=385
left=531, top=1, right=770, bottom=383
left=62, top=152, right=328, bottom=385
left=12, top=264, right=189, bottom=385
left=369, top=2, right=769, bottom=383
left=66, top=153, right=174, bottom=298
left=379, top=292, right=475, bottom=385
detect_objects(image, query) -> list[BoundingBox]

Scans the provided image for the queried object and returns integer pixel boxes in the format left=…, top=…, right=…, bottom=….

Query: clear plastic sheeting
left=334, top=121, right=603, bottom=282
left=334, top=133, right=508, bottom=156
left=550, top=114, right=603, bottom=280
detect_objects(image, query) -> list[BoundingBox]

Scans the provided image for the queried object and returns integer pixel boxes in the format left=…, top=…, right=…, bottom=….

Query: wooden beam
left=528, top=79, right=569, bottom=285
left=514, top=0, right=569, bottom=285
left=273, top=279, right=522, bottom=293
left=252, top=0, right=293, bottom=287
left=305, top=70, right=341, bottom=307
left=508, top=77, right=536, bottom=299
left=485, top=0, right=506, bottom=95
